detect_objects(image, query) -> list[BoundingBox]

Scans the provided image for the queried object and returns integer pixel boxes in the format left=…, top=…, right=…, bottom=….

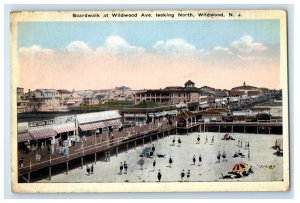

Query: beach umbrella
left=232, top=163, right=248, bottom=173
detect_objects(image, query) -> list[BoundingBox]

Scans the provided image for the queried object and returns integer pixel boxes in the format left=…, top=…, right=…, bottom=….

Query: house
left=28, top=89, right=68, bottom=112
left=64, top=90, right=83, bottom=107
left=17, top=87, right=29, bottom=113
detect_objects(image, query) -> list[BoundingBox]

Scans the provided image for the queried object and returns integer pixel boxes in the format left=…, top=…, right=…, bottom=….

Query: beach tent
left=232, top=163, right=248, bottom=173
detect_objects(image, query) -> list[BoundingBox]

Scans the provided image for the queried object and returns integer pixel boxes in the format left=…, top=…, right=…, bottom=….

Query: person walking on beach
left=172, top=137, right=175, bottom=146
left=198, top=154, right=202, bottom=166
left=124, top=161, right=128, bottom=174
left=86, top=165, right=90, bottom=176
left=153, top=159, right=156, bottom=171
left=108, top=151, right=111, bottom=161
left=217, top=151, right=221, bottom=163
left=222, top=151, right=227, bottom=162
left=178, top=137, right=182, bottom=147
left=169, top=156, right=173, bottom=168
left=91, top=164, right=94, bottom=174
left=180, top=170, right=185, bottom=182
left=157, top=169, right=162, bottom=182
left=187, top=170, right=191, bottom=181
left=248, top=149, right=251, bottom=160
left=211, top=136, right=214, bottom=144
left=197, top=135, right=200, bottom=144
left=192, top=155, right=196, bottom=165
left=205, top=135, right=208, bottom=144
left=138, top=157, right=145, bottom=170
left=119, top=162, right=123, bottom=175
left=152, top=144, right=156, bottom=153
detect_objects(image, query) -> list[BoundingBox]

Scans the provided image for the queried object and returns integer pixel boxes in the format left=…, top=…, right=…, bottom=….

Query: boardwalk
left=18, top=120, right=174, bottom=182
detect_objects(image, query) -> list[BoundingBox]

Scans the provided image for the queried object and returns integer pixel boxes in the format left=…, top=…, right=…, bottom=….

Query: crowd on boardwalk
left=18, top=118, right=172, bottom=172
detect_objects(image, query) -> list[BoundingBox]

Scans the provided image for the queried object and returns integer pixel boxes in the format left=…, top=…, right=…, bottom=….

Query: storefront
left=53, top=122, right=77, bottom=146
left=76, top=110, right=122, bottom=137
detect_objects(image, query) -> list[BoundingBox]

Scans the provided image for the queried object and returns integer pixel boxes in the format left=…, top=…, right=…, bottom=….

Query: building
left=230, top=82, right=262, bottom=97
left=17, top=111, right=123, bottom=150
left=76, top=110, right=122, bottom=136
left=28, top=89, right=68, bottom=112
left=77, top=90, right=98, bottom=105
left=17, top=87, right=29, bottom=113
left=134, top=80, right=200, bottom=105
left=199, top=86, right=216, bottom=95
left=64, top=90, right=83, bottom=107
left=57, top=89, right=71, bottom=106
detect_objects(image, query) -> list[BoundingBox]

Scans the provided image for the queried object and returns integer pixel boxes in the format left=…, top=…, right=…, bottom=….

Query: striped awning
left=79, top=123, right=97, bottom=131
left=79, top=121, right=106, bottom=131
left=54, top=123, right=76, bottom=134
left=79, top=119, right=122, bottom=131
left=104, top=119, right=122, bottom=127
left=95, top=121, right=106, bottom=128
left=17, top=132, right=32, bottom=143
left=29, top=128, right=57, bottom=140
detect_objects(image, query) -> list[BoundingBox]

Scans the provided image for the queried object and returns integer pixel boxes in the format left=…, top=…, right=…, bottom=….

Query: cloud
left=231, top=35, right=267, bottom=54
left=96, top=35, right=144, bottom=55
left=65, top=41, right=92, bottom=53
left=213, top=46, right=234, bottom=55
left=18, top=45, right=54, bottom=54
left=152, top=38, right=198, bottom=56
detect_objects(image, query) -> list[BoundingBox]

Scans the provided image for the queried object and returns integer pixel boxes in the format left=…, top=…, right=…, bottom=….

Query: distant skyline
left=17, top=20, right=281, bottom=91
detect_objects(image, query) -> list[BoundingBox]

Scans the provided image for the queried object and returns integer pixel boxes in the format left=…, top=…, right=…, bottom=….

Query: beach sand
left=38, top=132, right=283, bottom=183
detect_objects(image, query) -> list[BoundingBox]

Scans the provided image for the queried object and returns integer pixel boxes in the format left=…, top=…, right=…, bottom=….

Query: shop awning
left=29, top=128, right=57, bottom=140
left=54, top=123, right=76, bottom=134
left=165, top=110, right=178, bottom=115
left=148, top=113, right=154, bottom=117
left=95, top=121, right=106, bottom=128
left=104, top=119, right=122, bottom=127
left=135, top=114, right=146, bottom=118
left=154, top=112, right=161, bottom=117
left=160, top=112, right=167, bottom=116
left=79, top=123, right=98, bottom=131
left=18, top=132, right=32, bottom=143
left=181, top=108, right=189, bottom=112
left=124, top=114, right=135, bottom=118
left=200, top=103, right=209, bottom=108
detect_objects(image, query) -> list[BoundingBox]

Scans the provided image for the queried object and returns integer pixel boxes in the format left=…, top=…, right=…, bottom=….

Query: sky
left=17, top=20, right=281, bottom=91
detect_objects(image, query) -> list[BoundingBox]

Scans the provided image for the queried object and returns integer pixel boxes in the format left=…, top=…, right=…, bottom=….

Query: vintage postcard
left=10, top=10, right=289, bottom=192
